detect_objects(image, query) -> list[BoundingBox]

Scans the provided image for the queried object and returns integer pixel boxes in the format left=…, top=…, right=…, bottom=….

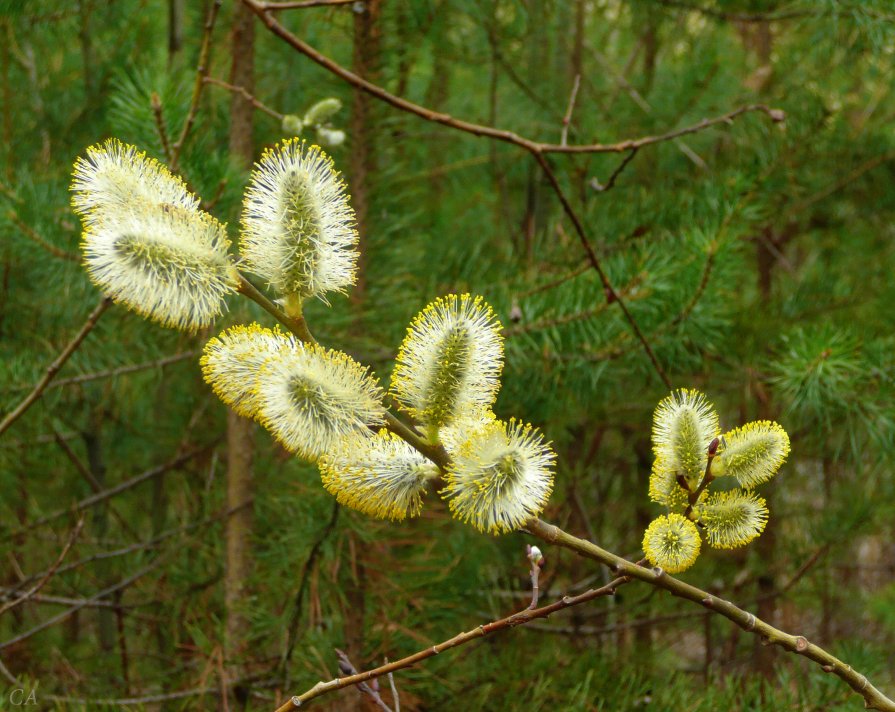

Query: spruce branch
left=8, top=210, right=80, bottom=262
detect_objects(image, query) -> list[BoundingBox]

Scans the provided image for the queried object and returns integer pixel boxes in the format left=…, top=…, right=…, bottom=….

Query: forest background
left=1, top=0, right=895, bottom=709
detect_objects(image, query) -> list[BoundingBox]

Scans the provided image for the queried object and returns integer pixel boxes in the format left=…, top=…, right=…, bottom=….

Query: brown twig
left=0, top=297, right=112, bottom=437
left=0, top=516, right=84, bottom=617
left=204, top=77, right=284, bottom=120
left=276, top=575, right=630, bottom=710
left=243, top=3, right=782, bottom=155
left=262, top=0, right=356, bottom=8
left=243, top=0, right=783, bottom=388
left=151, top=92, right=173, bottom=163
left=533, top=152, right=672, bottom=388
left=525, top=518, right=895, bottom=712
left=41, top=351, right=196, bottom=390
left=560, top=74, right=580, bottom=147
left=170, top=0, right=222, bottom=172
left=683, top=437, right=719, bottom=518
left=279, top=500, right=340, bottom=679
left=591, top=148, right=639, bottom=193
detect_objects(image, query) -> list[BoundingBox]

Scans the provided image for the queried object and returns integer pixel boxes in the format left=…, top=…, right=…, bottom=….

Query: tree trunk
left=225, top=3, right=256, bottom=704
left=168, top=0, right=184, bottom=64
left=228, top=1, right=255, bottom=167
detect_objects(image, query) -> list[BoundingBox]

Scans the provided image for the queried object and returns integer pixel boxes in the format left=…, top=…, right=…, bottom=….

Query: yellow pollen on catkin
left=319, top=430, right=439, bottom=521
left=695, top=490, right=769, bottom=549
left=71, top=140, right=237, bottom=331
left=642, top=513, right=701, bottom=574
left=240, top=139, right=358, bottom=302
left=652, top=389, right=720, bottom=489
left=712, top=420, right=790, bottom=488
left=441, top=418, right=555, bottom=535
left=392, top=294, right=504, bottom=437
left=253, top=340, right=386, bottom=461
left=201, top=324, right=291, bottom=419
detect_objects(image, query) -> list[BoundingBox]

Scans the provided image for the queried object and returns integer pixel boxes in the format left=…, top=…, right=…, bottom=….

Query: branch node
left=795, top=636, right=809, bottom=652
left=701, top=596, right=714, bottom=608
left=822, top=664, right=835, bottom=673
left=745, top=613, right=756, bottom=630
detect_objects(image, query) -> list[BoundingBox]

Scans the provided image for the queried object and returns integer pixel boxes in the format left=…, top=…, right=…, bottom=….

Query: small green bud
left=316, top=127, right=346, bottom=148
left=282, top=114, right=304, bottom=136
left=303, top=97, right=342, bottom=127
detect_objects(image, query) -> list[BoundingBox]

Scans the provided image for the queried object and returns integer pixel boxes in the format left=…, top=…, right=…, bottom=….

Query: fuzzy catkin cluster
left=72, top=137, right=557, bottom=535
left=643, top=389, right=790, bottom=573
left=71, top=138, right=360, bottom=330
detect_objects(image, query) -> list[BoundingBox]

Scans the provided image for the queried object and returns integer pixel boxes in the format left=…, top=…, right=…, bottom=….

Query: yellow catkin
left=642, top=513, right=702, bottom=574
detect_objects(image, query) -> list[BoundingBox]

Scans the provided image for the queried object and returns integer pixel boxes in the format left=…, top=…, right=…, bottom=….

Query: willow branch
left=235, top=272, right=448, bottom=466
left=525, top=518, right=895, bottom=712
left=236, top=272, right=315, bottom=343
left=0, top=297, right=112, bottom=437
left=276, top=575, right=630, bottom=711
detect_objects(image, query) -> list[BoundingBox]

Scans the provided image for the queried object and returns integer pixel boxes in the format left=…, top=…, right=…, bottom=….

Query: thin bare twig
left=262, top=0, right=355, bottom=8
left=151, top=91, right=173, bottom=163
left=42, top=351, right=196, bottom=390
left=335, top=649, right=393, bottom=712
left=0, top=516, right=84, bottom=617
left=244, top=2, right=782, bottom=155
left=385, top=662, right=399, bottom=712
left=591, top=148, right=639, bottom=193
left=204, top=77, right=284, bottom=120
left=532, top=153, right=672, bottom=388
left=4, top=442, right=216, bottom=539
left=0, top=297, right=112, bottom=437
left=560, top=74, right=580, bottom=147
left=276, top=575, right=630, bottom=710
left=243, top=0, right=783, bottom=388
